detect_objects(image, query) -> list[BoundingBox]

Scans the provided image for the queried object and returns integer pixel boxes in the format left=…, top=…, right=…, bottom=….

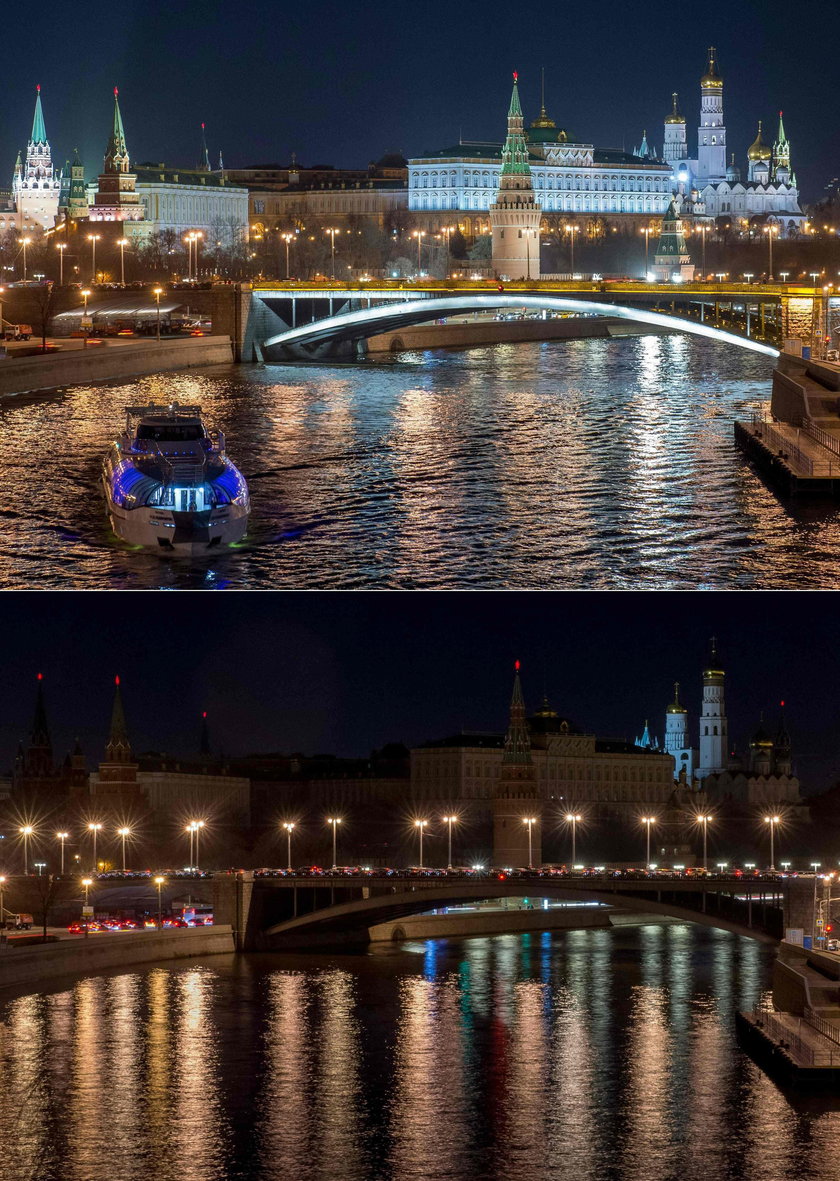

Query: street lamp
left=282, top=822, right=295, bottom=872
left=87, top=234, right=100, bottom=283
left=696, top=815, right=713, bottom=872
left=34, top=862, right=45, bottom=877
left=193, top=231, right=203, bottom=279
left=117, top=827, right=131, bottom=873
left=280, top=232, right=295, bottom=280
left=56, top=242, right=67, bottom=285
left=87, top=822, right=102, bottom=875
left=763, top=224, right=778, bottom=281
left=153, top=286, right=163, bottom=341
left=18, top=237, right=31, bottom=282
left=327, top=817, right=341, bottom=872
left=324, top=227, right=340, bottom=280
left=117, top=237, right=128, bottom=286
left=82, top=877, right=93, bottom=936
left=412, top=230, right=426, bottom=276
left=0, top=285, right=4, bottom=340
left=764, top=815, right=780, bottom=871
left=440, top=225, right=455, bottom=274
left=56, top=831, right=69, bottom=875
left=812, top=864, right=822, bottom=945
left=522, top=817, right=538, bottom=870
left=19, top=826, right=33, bottom=875
left=641, top=817, right=657, bottom=869
left=154, top=876, right=165, bottom=926
left=565, top=223, right=580, bottom=276
left=640, top=226, right=652, bottom=278
left=441, top=815, right=459, bottom=871
left=0, top=876, right=5, bottom=935
left=697, top=224, right=708, bottom=277
left=414, top=820, right=428, bottom=869
left=565, top=813, right=582, bottom=865
left=780, top=271, right=790, bottom=283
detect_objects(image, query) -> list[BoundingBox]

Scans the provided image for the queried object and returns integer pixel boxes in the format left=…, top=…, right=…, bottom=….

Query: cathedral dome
left=750, top=721, right=773, bottom=748
left=665, top=93, right=684, bottom=124
left=667, top=702, right=687, bottom=714
left=748, top=122, right=772, bottom=161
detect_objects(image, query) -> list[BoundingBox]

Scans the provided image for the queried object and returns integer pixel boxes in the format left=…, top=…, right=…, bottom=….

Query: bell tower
left=697, top=48, right=726, bottom=183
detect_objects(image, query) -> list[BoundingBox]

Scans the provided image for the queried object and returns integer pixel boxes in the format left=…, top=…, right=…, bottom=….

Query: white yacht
left=102, top=402, right=250, bottom=552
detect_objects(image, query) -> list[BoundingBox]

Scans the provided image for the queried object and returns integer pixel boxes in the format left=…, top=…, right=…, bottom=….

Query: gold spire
left=701, top=46, right=723, bottom=88
left=748, top=120, right=771, bottom=161
left=665, top=92, right=684, bottom=124
left=530, top=66, right=556, bottom=129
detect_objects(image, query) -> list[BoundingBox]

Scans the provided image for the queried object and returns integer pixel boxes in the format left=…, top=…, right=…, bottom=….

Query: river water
left=2, top=335, right=840, bottom=589
left=0, top=924, right=837, bottom=1181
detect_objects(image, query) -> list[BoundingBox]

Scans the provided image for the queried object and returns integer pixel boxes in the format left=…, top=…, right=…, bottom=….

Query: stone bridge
left=212, top=871, right=818, bottom=951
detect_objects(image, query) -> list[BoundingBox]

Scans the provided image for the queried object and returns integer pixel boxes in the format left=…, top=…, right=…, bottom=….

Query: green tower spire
left=105, top=87, right=130, bottom=172
left=198, top=122, right=210, bottom=171
left=500, top=72, right=531, bottom=177
left=105, top=675, right=132, bottom=763
left=31, top=85, right=47, bottom=144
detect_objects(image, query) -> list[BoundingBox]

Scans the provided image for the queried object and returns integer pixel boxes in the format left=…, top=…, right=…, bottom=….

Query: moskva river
left=2, top=336, right=840, bottom=589
left=0, top=924, right=836, bottom=1181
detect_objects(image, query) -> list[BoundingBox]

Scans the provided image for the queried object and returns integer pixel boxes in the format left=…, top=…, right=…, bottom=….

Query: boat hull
left=103, top=478, right=249, bottom=553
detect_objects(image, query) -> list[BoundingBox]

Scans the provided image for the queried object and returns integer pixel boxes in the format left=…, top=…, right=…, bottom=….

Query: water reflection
left=2, top=927, right=840, bottom=1179
left=2, top=339, right=839, bottom=588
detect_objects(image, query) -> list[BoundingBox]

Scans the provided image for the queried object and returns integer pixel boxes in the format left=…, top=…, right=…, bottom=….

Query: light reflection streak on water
left=4, top=928, right=840, bottom=1180
left=172, top=969, right=226, bottom=1181
left=2, top=337, right=839, bottom=588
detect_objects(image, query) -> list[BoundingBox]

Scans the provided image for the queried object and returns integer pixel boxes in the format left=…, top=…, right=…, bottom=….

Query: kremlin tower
left=696, top=48, right=726, bottom=183
left=492, top=663, right=542, bottom=868
left=662, top=93, right=688, bottom=171
left=663, top=682, right=695, bottom=782
left=652, top=199, right=694, bottom=281
left=12, top=86, right=61, bottom=230
left=490, top=74, right=542, bottom=281
left=91, top=677, right=144, bottom=808
left=90, top=88, right=144, bottom=225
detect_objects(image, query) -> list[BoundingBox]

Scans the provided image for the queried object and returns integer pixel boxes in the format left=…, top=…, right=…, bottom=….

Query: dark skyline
left=1, top=0, right=837, bottom=201
left=2, top=592, right=838, bottom=793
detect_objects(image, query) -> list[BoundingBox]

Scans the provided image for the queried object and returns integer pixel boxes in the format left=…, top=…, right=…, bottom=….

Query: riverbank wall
left=0, top=926, right=234, bottom=993
left=0, top=335, right=233, bottom=399
left=366, top=316, right=672, bottom=354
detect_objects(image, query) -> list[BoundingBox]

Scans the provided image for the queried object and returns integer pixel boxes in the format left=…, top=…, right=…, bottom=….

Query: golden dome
left=701, top=47, right=723, bottom=88
left=665, top=92, right=684, bottom=124
left=748, top=121, right=772, bottom=161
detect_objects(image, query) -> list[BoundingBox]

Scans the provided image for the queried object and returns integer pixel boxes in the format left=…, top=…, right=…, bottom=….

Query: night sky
left=1, top=0, right=837, bottom=201
left=2, top=592, right=838, bottom=794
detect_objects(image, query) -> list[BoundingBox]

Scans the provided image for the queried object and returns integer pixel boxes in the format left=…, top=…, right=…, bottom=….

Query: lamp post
left=193, top=820, right=204, bottom=872
left=184, top=232, right=194, bottom=281
left=696, top=814, right=713, bottom=872
left=565, top=813, right=582, bottom=865
left=812, top=864, right=822, bottom=946
left=640, top=226, right=652, bottom=278
left=0, top=285, right=4, bottom=339
left=565, top=223, right=579, bottom=276
left=56, top=242, right=67, bottom=286
left=641, top=816, right=657, bottom=869
left=155, top=876, right=165, bottom=926
left=186, top=823, right=195, bottom=868
left=56, top=831, right=68, bottom=876
left=87, top=822, right=102, bottom=875
left=327, top=817, right=341, bottom=872
left=698, top=224, right=708, bottom=277
left=324, top=228, right=340, bottom=280
left=117, top=827, right=131, bottom=873
left=440, top=225, right=455, bottom=276
left=153, top=287, right=163, bottom=341
left=282, top=822, right=295, bottom=872
left=763, top=224, right=778, bottom=281
left=280, top=232, right=295, bottom=280
left=34, top=862, right=45, bottom=877
left=414, top=820, right=428, bottom=869
left=19, top=237, right=31, bottom=282
left=87, top=234, right=100, bottom=284
left=19, top=826, right=33, bottom=875
left=764, top=815, right=780, bottom=871
left=193, top=231, right=203, bottom=279
left=0, top=876, right=5, bottom=935
left=522, top=816, right=537, bottom=870
left=442, top=815, right=459, bottom=871
left=412, top=230, right=426, bottom=276
left=117, top=238, right=128, bottom=286
left=82, top=877, right=93, bottom=938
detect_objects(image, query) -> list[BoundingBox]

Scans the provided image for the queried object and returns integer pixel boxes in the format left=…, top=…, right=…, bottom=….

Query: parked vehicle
left=5, top=913, right=33, bottom=930
left=4, top=324, right=32, bottom=341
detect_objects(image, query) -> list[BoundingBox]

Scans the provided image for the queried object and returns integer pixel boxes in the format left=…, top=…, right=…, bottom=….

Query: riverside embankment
left=0, top=925, right=235, bottom=993
left=0, top=335, right=233, bottom=398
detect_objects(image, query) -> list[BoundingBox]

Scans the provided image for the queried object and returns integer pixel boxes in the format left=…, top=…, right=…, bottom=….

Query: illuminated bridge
left=234, top=279, right=835, bottom=362
left=212, top=871, right=818, bottom=951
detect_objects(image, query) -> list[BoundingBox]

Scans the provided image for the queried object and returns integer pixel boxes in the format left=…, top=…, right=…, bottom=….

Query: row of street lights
left=9, top=819, right=208, bottom=876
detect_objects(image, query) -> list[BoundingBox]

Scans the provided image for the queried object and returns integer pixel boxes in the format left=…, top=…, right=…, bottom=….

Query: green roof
left=31, top=87, right=46, bottom=144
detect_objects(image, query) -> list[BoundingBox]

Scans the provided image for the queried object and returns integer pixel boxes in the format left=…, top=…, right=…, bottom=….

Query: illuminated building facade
left=408, top=78, right=673, bottom=223
left=132, top=164, right=248, bottom=239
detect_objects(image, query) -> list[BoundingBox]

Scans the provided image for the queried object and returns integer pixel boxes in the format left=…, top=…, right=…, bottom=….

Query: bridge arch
left=260, top=294, right=780, bottom=358
left=258, top=880, right=782, bottom=949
